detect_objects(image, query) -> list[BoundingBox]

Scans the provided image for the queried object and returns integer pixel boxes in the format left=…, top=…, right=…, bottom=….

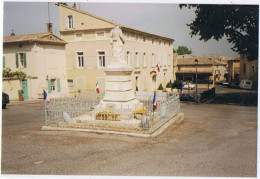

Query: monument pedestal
left=95, top=65, right=143, bottom=119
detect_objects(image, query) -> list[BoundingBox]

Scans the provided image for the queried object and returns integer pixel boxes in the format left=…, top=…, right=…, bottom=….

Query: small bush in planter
left=166, top=82, right=172, bottom=88
left=172, top=80, right=181, bottom=89
left=158, top=83, right=163, bottom=91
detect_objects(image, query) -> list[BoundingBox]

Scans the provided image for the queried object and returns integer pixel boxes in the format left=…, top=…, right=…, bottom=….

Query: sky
left=3, top=1, right=249, bottom=58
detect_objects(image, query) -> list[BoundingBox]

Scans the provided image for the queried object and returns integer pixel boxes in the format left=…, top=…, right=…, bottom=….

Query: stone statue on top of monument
left=109, top=25, right=126, bottom=66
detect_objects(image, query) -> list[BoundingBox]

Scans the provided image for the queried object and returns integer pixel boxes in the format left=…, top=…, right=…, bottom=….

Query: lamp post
left=194, top=59, right=198, bottom=102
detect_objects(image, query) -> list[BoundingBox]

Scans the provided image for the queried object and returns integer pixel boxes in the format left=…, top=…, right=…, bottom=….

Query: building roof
left=59, top=4, right=174, bottom=42
left=214, top=60, right=227, bottom=66
left=177, top=58, right=214, bottom=66
left=3, top=33, right=66, bottom=45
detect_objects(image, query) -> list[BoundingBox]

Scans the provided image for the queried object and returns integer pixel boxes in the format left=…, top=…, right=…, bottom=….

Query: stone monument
left=95, top=25, right=143, bottom=118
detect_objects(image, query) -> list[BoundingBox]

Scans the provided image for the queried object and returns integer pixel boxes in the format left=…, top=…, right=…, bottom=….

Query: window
left=68, top=15, right=74, bottom=28
left=169, top=42, right=171, bottom=46
left=143, top=53, right=147, bottom=67
left=243, top=64, right=246, bottom=73
left=143, top=37, right=146, bottom=42
left=159, top=40, right=161, bottom=45
left=77, top=52, right=84, bottom=68
left=98, top=51, right=106, bottom=67
left=163, top=54, right=167, bottom=66
left=168, top=54, right=171, bottom=66
left=252, top=65, right=255, bottom=75
left=96, top=31, right=105, bottom=38
left=16, top=53, right=27, bottom=68
left=135, top=52, right=139, bottom=68
left=68, top=79, right=74, bottom=91
left=152, top=39, right=154, bottom=44
left=127, top=51, right=131, bottom=66
left=48, top=78, right=60, bottom=93
left=51, top=79, right=56, bottom=91
left=3, top=56, right=5, bottom=68
left=152, top=53, right=155, bottom=67
left=19, top=53, right=24, bottom=66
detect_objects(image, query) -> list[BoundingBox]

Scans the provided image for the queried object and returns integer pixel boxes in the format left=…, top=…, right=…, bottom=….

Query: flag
left=43, top=90, right=51, bottom=103
left=156, top=64, right=160, bottom=72
left=153, top=92, right=157, bottom=111
left=95, top=82, right=100, bottom=93
left=180, top=83, right=184, bottom=97
left=150, top=70, right=156, bottom=75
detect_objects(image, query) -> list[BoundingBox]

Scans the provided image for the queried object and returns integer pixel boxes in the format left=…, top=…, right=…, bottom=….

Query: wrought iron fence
left=45, top=92, right=180, bottom=133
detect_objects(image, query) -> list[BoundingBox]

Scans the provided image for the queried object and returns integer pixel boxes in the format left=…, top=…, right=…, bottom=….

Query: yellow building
left=227, top=56, right=240, bottom=85
left=58, top=4, right=174, bottom=96
left=176, top=54, right=215, bottom=83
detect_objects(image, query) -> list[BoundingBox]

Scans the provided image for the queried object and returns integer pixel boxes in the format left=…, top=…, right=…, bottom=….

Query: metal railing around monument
left=44, top=92, right=180, bottom=133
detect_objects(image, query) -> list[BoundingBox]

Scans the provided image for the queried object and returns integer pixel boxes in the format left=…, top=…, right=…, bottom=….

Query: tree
left=176, top=46, right=192, bottom=55
left=180, top=5, right=258, bottom=61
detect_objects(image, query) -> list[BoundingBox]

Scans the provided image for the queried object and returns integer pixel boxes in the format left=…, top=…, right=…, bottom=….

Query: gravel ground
left=1, top=87, right=257, bottom=176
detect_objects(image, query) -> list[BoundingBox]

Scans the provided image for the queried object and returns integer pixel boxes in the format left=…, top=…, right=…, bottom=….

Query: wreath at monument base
left=95, top=110, right=121, bottom=121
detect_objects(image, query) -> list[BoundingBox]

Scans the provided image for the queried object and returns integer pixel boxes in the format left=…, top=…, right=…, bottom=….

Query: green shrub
left=158, top=83, right=163, bottom=90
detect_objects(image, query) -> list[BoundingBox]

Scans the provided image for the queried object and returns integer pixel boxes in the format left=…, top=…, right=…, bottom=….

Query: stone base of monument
left=94, top=65, right=143, bottom=120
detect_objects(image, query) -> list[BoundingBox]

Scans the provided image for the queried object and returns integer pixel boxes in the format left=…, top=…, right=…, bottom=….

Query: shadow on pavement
left=206, top=92, right=258, bottom=106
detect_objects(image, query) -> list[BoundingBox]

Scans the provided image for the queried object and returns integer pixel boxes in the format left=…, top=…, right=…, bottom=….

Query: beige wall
left=59, top=5, right=114, bottom=32
left=214, top=65, right=227, bottom=82
left=240, top=57, right=258, bottom=82
left=60, top=4, right=174, bottom=95
left=2, top=79, right=21, bottom=100
left=3, top=43, right=68, bottom=100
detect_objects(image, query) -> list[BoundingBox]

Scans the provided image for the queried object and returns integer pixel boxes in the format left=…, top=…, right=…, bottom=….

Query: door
left=22, top=80, right=29, bottom=100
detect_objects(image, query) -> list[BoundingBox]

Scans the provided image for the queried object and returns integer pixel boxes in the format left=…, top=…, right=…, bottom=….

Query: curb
left=8, top=100, right=43, bottom=105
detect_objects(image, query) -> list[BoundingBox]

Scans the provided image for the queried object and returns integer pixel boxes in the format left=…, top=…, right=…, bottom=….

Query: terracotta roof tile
left=3, top=33, right=66, bottom=45
left=177, top=58, right=214, bottom=65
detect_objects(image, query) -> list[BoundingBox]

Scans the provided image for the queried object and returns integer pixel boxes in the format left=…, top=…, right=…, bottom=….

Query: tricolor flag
left=95, top=82, right=100, bottom=93
left=180, top=83, right=184, bottom=97
left=153, top=92, right=157, bottom=111
left=156, top=64, right=160, bottom=72
left=43, top=90, right=51, bottom=103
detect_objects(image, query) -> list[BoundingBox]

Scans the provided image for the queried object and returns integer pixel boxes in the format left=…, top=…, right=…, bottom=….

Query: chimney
left=10, top=29, right=15, bottom=36
left=46, top=23, right=53, bottom=34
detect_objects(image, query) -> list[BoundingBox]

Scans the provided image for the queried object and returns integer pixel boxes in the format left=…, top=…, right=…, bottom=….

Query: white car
left=182, top=82, right=195, bottom=90
left=239, top=80, right=252, bottom=89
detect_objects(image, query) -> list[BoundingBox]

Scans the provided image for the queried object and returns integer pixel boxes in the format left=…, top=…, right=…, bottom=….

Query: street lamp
left=194, top=59, right=198, bottom=102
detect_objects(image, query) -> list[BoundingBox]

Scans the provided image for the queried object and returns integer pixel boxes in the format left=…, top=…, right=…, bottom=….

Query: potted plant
left=18, top=89, right=24, bottom=101
left=172, top=80, right=180, bottom=92
left=157, top=83, right=163, bottom=92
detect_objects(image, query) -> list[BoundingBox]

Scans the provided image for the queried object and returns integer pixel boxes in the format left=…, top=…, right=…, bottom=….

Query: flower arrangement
left=95, top=110, right=120, bottom=121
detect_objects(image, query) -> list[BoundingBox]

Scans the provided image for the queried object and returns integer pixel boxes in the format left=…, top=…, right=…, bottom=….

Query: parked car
left=216, top=80, right=229, bottom=86
left=239, top=80, right=252, bottom=89
left=182, top=82, right=195, bottom=90
left=180, top=94, right=195, bottom=102
left=2, top=92, right=10, bottom=109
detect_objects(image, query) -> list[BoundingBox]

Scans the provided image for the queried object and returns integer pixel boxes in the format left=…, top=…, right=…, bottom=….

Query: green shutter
left=23, top=53, right=27, bottom=67
left=3, top=56, right=5, bottom=68
left=57, top=78, right=61, bottom=92
left=16, top=53, right=19, bottom=68
left=48, top=79, right=52, bottom=93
